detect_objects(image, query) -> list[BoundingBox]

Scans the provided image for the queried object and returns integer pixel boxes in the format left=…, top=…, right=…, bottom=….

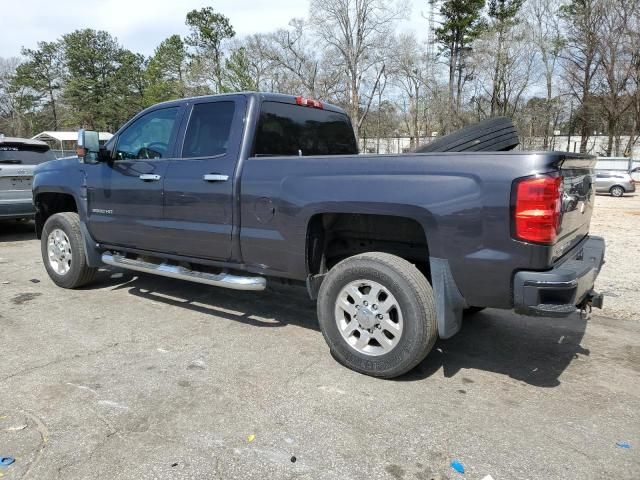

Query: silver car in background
left=0, top=137, right=56, bottom=220
left=595, top=170, right=636, bottom=197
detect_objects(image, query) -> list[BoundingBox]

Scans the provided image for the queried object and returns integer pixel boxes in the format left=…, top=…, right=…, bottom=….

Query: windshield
left=0, top=146, right=56, bottom=165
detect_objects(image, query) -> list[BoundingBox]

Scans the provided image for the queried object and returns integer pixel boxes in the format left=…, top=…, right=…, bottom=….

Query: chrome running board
left=101, top=253, right=266, bottom=291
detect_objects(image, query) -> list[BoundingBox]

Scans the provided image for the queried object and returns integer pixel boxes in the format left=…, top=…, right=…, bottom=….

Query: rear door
left=161, top=96, right=245, bottom=260
left=85, top=105, right=183, bottom=251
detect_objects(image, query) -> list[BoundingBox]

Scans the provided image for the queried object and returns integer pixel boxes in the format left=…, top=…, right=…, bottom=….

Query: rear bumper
left=0, top=200, right=35, bottom=219
left=513, top=236, right=605, bottom=317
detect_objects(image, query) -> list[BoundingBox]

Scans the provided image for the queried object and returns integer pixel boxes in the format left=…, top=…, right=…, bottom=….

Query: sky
left=1, top=0, right=429, bottom=58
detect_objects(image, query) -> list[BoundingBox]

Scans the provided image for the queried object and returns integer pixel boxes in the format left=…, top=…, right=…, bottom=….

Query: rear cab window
left=252, top=101, right=358, bottom=157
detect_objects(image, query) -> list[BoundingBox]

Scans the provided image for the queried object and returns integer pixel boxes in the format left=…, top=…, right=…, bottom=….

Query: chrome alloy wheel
left=47, top=228, right=72, bottom=275
left=334, top=279, right=404, bottom=356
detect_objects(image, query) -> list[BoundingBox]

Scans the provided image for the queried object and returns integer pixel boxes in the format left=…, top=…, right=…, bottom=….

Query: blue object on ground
left=616, top=442, right=631, bottom=449
left=0, top=456, right=15, bottom=467
left=450, top=460, right=465, bottom=474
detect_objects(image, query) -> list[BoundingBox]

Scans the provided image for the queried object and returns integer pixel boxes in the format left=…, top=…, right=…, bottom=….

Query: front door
left=162, top=97, right=245, bottom=260
left=85, top=105, right=182, bottom=251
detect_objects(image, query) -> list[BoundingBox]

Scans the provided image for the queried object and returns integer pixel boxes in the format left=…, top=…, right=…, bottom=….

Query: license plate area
left=0, top=176, right=33, bottom=189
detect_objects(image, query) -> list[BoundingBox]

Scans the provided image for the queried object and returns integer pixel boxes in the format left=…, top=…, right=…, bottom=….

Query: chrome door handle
left=139, top=174, right=161, bottom=181
left=203, top=174, right=229, bottom=182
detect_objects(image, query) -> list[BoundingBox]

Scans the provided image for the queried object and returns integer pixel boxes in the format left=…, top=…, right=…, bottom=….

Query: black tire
left=317, top=252, right=437, bottom=378
left=41, top=212, right=97, bottom=288
left=415, top=117, right=519, bottom=153
left=464, top=306, right=486, bottom=315
left=610, top=185, right=625, bottom=197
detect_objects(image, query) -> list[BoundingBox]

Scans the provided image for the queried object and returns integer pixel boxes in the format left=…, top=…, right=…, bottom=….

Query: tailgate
left=553, top=155, right=597, bottom=261
left=0, top=164, right=35, bottom=202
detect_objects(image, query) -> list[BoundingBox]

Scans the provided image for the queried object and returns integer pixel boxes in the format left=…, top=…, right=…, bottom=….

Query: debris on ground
left=616, top=441, right=631, bottom=449
left=1, top=423, right=27, bottom=432
left=450, top=460, right=465, bottom=474
left=247, top=434, right=256, bottom=442
left=0, top=457, right=15, bottom=467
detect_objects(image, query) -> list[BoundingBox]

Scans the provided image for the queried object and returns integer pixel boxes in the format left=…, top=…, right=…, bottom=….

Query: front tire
left=610, top=186, right=625, bottom=197
left=317, top=252, right=437, bottom=378
left=41, top=212, right=97, bottom=288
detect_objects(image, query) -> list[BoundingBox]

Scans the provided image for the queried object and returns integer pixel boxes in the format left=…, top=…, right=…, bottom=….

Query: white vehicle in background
left=0, top=136, right=56, bottom=220
left=594, top=170, right=636, bottom=197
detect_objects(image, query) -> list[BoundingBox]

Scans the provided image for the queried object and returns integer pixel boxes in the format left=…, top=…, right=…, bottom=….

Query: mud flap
left=80, top=221, right=103, bottom=268
left=429, top=257, right=468, bottom=339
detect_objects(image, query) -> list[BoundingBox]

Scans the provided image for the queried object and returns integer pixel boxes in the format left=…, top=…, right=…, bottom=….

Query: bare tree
left=597, top=0, right=638, bottom=156
left=625, top=6, right=640, bottom=157
left=560, top=0, right=605, bottom=153
left=309, top=0, right=405, bottom=138
left=470, top=19, right=537, bottom=120
left=527, top=0, right=565, bottom=149
left=390, top=33, right=434, bottom=149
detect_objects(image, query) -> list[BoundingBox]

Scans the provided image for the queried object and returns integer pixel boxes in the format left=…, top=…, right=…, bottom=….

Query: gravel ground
left=592, top=192, right=640, bottom=320
left=0, top=194, right=638, bottom=479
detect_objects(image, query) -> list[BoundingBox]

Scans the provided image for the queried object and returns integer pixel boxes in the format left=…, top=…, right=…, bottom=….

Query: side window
left=182, top=101, right=235, bottom=158
left=114, top=107, right=179, bottom=160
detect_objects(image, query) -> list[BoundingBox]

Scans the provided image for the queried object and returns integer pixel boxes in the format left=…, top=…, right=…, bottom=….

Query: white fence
left=595, top=157, right=639, bottom=171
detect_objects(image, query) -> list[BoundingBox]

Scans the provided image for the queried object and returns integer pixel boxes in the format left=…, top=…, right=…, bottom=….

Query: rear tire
left=317, top=252, right=437, bottom=378
left=610, top=185, right=625, bottom=197
left=41, top=212, right=97, bottom=288
left=414, top=117, right=519, bottom=153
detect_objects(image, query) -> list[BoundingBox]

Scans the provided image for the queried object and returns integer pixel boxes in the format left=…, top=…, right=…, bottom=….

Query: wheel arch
left=34, top=190, right=79, bottom=239
left=305, top=211, right=432, bottom=279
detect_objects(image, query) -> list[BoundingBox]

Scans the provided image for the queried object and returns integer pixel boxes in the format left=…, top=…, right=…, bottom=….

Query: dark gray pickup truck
left=32, top=92, right=604, bottom=378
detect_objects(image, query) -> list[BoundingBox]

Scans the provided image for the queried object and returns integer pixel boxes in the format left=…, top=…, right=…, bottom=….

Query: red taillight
left=295, top=96, right=323, bottom=109
left=513, top=175, right=563, bottom=244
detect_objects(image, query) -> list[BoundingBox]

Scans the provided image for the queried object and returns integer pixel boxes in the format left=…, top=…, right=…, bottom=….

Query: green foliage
left=223, top=47, right=259, bottom=92
left=62, top=29, right=143, bottom=131
left=185, top=7, right=235, bottom=51
left=13, top=41, right=63, bottom=129
left=488, top=0, right=524, bottom=27
left=435, top=0, right=486, bottom=56
left=185, top=7, right=235, bottom=92
left=145, top=35, right=189, bottom=104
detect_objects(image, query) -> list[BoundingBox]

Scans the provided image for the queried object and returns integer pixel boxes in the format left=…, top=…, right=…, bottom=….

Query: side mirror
left=77, top=129, right=102, bottom=162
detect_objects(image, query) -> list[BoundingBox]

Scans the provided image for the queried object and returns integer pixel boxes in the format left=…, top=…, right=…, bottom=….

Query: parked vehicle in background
left=1, top=137, right=56, bottom=220
left=32, top=92, right=605, bottom=378
left=595, top=170, right=636, bottom=197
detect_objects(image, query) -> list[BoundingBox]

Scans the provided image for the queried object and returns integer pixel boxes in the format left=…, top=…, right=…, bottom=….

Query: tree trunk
left=447, top=43, right=457, bottom=134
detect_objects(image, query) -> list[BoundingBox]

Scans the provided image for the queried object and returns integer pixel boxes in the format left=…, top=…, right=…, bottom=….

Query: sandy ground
left=591, top=192, right=640, bottom=320
left=0, top=193, right=638, bottom=479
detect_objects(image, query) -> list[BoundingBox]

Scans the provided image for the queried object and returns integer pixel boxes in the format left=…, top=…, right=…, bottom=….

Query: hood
left=34, top=156, right=80, bottom=174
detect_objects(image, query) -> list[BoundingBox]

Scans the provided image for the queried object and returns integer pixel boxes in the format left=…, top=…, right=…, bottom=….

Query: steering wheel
left=138, top=142, right=168, bottom=159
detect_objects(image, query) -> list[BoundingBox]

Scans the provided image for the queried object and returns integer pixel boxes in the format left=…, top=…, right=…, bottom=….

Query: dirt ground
left=0, top=193, right=638, bottom=479
left=591, top=192, right=640, bottom=320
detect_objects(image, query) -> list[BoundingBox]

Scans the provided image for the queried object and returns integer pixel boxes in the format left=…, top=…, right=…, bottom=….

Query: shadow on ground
left=0, top=220, right=36, bottom=243
left=89, top=267, right=589, bottom=389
